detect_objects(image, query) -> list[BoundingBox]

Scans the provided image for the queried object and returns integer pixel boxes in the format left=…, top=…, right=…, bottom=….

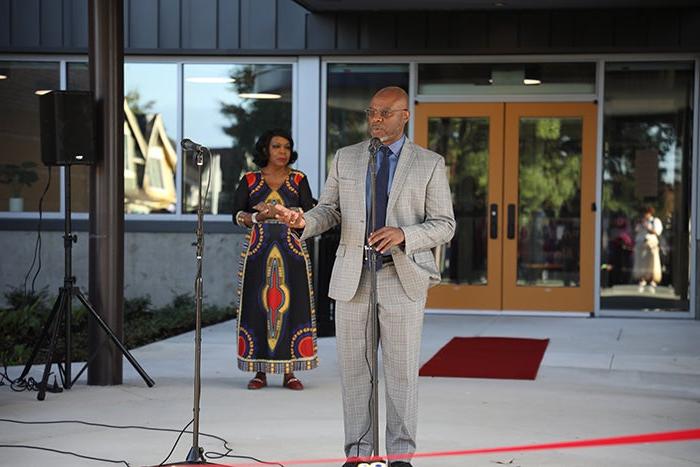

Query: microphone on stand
left=181, top=138, right=207, bottom=152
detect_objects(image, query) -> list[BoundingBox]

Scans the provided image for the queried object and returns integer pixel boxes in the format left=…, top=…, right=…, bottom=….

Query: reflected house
left=123, top=102, right=177, bottom=213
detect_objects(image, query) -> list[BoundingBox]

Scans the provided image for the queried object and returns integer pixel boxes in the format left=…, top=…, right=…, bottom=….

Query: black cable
left=0, top=444, right=130, bottom=466
left=0, top=366, right=41, bottom=392
left=23, top=166, right=52, bottom=296
left=158, top=419, right=193, bottom=465
left=205, top=449, right=284, bottom=466
left=355, top=298, right=375, bottom=460
left=0, top=418, right=281, bottom=466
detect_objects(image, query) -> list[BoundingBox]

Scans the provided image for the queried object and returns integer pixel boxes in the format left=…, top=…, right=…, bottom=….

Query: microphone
left=181, top=138, right=207, bottom=152
left=368, top=137, right=382, bottom=155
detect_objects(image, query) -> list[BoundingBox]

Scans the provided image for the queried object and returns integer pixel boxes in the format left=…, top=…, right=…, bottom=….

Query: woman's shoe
left=247, top=373, right=267, bottom=390
left=283, top=374, right=303, bottom=390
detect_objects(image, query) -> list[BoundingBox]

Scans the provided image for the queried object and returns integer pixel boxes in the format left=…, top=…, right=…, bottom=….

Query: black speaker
left=40, top=90, right=96, bottom=166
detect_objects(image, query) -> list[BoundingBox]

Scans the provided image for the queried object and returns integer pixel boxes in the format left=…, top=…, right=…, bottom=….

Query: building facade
left=1, top=0, right=698, bottom=318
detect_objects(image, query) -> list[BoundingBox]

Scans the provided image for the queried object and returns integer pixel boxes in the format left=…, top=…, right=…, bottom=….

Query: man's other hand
left=368, top=226, right=405, bottom=254
left=274, top=205, right=306, bottom=229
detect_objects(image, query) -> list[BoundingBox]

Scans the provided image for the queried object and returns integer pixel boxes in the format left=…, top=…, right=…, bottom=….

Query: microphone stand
left=187, top=145, right=206, bottom=463
left=161, top=143, right=225, bottom=466
left=363, top=139, right=384, bottom=466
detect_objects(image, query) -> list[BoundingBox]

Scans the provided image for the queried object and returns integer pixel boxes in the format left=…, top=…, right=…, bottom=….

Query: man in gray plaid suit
left=275, top=86, right=455, bottom=467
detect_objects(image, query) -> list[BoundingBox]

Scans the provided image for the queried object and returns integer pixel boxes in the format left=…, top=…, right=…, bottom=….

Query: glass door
left=415, top=102, right=597, bottom=312
left=414, top=103, right=504, bottom=310
left=502, top=103, right=597, bottom=311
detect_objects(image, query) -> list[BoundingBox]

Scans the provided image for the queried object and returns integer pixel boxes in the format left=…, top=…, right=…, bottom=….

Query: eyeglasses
left=364, top=108, right=408, bottom=119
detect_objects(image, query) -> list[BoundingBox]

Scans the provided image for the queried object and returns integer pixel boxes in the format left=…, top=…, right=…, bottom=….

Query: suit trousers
left=335, top=263, right=426, bottom=459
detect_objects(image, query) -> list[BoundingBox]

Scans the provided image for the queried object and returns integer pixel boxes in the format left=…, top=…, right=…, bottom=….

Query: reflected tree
left=219, top=66, right=292, bottom=214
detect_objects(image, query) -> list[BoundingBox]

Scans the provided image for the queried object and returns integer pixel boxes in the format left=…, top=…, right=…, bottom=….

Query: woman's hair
left=643, top=206, right=655, bottom=216
left=252, top=128, right=298, bottom=168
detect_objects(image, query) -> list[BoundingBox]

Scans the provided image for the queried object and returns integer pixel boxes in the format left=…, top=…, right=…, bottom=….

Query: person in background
left=275, top=87, right=455, bottom=467
left=232, top=128, right=318, bottom=390
left=633, top=206, right=663, bottom=293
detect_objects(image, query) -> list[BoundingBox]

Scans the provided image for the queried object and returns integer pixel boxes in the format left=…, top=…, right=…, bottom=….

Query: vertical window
left=601, top=61, right=694, bottom=311
left=124, top=63, right=178, bottom=214
left=183, top=64, right=292, bottom=214
left=326, top=64, right=409, bottom=172
left=66, top=62, right=89, bottom=213
left=67, top=62, right=178, bottom=214
left=0, top=61, right=60, bottom=213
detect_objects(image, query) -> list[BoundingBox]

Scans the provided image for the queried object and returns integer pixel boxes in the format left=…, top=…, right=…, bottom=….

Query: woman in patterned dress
left=232, top=128, right=318, bottom=390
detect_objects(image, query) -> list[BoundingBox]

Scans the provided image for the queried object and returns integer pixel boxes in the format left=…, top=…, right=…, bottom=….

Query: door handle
left=507, top=204, right=516, bottom=239
left=489, top=204, right=498, bottom=239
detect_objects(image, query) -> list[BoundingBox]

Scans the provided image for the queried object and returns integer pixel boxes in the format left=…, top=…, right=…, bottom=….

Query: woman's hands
left=253, top=202, right=276, bottom=221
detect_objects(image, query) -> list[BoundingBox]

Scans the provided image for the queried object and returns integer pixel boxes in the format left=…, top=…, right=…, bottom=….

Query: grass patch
left=0, top=287, right=236, bottom=367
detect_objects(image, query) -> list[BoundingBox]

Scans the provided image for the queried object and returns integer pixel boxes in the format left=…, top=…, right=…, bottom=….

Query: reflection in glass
left=326, top=64, right=409, bottom=173
left=184, top=64, right=292, bottom=214
left=124, top=63, right=178, bottom=214
left=0, top=61, right=61, bottom=212
left=427, top=117, right=489, bottom=285
left=517, top=118, right=582, bottom=287
left=66, top=62, right=90, bottom=212
left=600, top=62, right=694, bottom=311
left=67, top=62, right=178, bottom=214
left=418, top=62, right=596, bottom=96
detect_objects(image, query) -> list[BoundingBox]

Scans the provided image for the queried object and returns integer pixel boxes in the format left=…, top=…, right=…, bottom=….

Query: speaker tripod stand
left=19, top=164, right=154, bottom=400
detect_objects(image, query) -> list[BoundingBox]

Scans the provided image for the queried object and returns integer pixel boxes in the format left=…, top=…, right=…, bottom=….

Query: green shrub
left=0, top=288, right=236, bottom=367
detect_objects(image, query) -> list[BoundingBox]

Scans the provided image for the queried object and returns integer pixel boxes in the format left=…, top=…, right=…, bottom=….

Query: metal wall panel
left=397, top=13, right=426, bottom=51
left=307, top=14, right=334, bottom=50
left=11, top=0, right=40, bottom=47
left=648, top=9, right=680, bottom=47
left=67, top=0, right=88, bottom=49
left=40, top=0, right=63, bottom=46
left=129, top=0, right=158, bottom=49
left=519, top=11, right=550, bottom=49
left=680, top=8, right=700, bottom=47
left=613, top=10, right=648, bottom=47
left=218, top=0, right=240, bottom=50
left=240, top=0, right=275, bottom=49
left=278, top=0, right=307, bottom=49
left=426, top=13, right=450, bottom=50
left=336, top=13, right=359, bottom=50
left=0, top=0, right=9, bottom=47
left=182, top=0, right=217, bottom=49
left=360, top=13, right=395, bottom=50
left=1, top=0, right=698, bottom=54
left=574, top=11, right=614, bottom=48
left=489, top=12, right=519, bottom=50
left=550, top=11, right=576, bottom=48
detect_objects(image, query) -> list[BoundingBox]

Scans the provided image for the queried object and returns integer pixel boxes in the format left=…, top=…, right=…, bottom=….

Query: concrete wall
left=0, top=230, right=245, bottom=309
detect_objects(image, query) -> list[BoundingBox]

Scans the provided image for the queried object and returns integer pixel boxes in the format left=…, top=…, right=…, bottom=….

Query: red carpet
left=419, top=337, right=549, bottom=380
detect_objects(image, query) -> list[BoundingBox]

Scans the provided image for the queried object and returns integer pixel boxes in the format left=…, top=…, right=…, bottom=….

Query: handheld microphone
left=181, top=138, right=207, bottom=152
left=368, top=137, right=382, bottom=155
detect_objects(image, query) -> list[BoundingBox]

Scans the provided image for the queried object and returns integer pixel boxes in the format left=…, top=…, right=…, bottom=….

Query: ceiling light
left=35, top=90, right=52, bottom=95
left=0, top=74, right=7, bottom=80
left=185, top=77, right=235, bottom=84
left=523, top=79, right=541, bottom=85
left=238, top=93, right=281, bottom=99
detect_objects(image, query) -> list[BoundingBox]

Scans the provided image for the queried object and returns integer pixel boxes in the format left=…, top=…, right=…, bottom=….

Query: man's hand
left=274, top=204, right=306, bottom=229
left=368, top=227, right=405, bottom=254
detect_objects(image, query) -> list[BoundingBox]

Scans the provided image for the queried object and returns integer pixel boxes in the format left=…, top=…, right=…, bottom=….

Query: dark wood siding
left=0, top=0, right=697, bottom=54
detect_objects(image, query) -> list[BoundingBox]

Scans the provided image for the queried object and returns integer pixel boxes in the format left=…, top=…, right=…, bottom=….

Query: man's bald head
left=373, top=86, right=409, bottom=108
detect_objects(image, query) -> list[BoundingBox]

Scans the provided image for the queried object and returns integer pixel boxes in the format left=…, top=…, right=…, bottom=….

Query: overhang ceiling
left=293, top=0, right=698, bottom=12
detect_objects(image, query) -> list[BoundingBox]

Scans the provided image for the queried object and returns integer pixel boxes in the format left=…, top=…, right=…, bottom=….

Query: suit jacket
left=301, top=138, right=456, bottom=302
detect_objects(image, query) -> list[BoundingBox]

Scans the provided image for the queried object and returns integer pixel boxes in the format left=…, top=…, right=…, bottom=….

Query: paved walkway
left=2, top=313, right=700, bottom=466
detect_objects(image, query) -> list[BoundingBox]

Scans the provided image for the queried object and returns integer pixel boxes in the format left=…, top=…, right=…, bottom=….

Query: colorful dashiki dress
left=232, top=169, right=318, bottom=374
